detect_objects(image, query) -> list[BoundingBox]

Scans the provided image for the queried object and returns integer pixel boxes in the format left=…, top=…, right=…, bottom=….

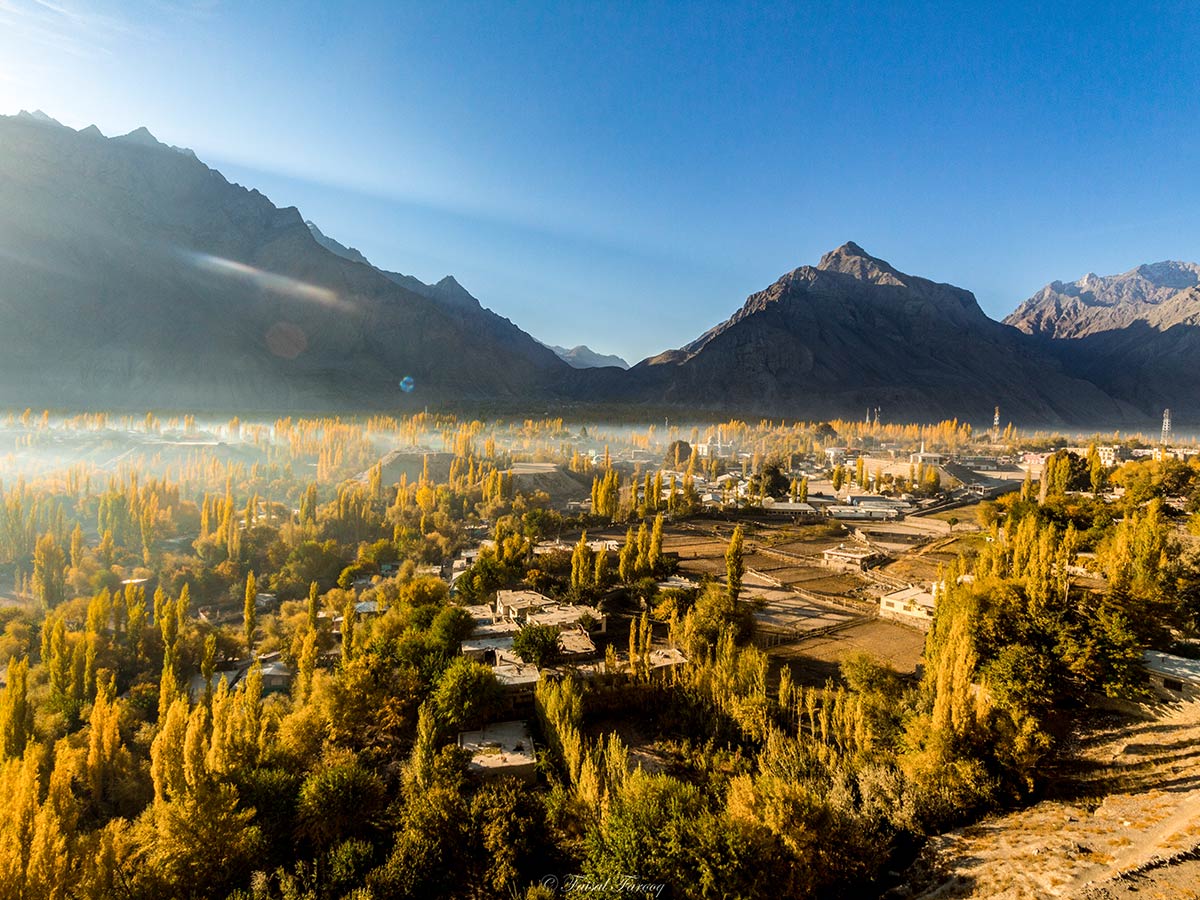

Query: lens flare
left=183, top=250, right=347, bottom=309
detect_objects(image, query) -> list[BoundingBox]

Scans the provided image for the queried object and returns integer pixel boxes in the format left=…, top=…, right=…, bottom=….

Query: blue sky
left=2, top=0, right=1198, bottom=363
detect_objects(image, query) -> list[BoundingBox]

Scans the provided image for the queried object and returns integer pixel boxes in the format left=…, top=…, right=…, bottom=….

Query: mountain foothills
left=1005, top=263, right=1200, bottom=419
left=0, top=110, right=1195, bottom=426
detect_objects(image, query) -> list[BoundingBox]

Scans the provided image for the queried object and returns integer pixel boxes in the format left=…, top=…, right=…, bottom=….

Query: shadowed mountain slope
left=608, top=243, right=1140, bottom=426
left=1005, top=263, right=1200, bottom=418
left=0, top=112, right=569, bottom=412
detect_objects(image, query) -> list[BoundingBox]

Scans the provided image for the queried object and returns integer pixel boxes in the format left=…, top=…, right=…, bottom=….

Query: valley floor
left=896, top=700, right=1200, bottom=899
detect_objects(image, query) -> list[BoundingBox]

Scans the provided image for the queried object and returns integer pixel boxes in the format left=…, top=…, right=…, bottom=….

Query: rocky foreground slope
left=895, top=700, right=1200, bottom=900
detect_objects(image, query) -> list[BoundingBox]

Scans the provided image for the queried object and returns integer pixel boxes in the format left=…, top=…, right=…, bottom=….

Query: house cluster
left=459, top=589, right=607, bottom=687
left=454, top=589, right=691, bottom=780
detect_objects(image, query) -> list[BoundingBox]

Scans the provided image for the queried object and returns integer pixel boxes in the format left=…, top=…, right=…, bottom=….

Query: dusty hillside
left=895, top=700, right=1200, bottom=899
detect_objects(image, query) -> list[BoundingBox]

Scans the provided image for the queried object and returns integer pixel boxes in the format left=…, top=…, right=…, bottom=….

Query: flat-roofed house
left=458, top=721, right=537, bottom=781
left=460, top=620, right=521, bottom=661
left=526, top=603, right=606, bottom=634
left=492, top=660, right=541, bottom=699
left=879, top=585, right=936, bottom=630
left=494, top=590, right=555, bottom=622
left=821, top=544, right=885, bottom=572
left=1142, top=650, right=1200, bottom=701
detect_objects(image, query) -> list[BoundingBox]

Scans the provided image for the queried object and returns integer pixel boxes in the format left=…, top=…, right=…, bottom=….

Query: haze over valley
left=3, top=5, right=1200, bottom=900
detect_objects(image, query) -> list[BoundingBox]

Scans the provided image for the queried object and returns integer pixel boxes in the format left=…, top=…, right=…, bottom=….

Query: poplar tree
left=649, top=513, right=664, bottom=575
left=726, top=525, right=745, bottom=603
left=619, top=527, right=637, bottom=584
left=243, top=573, right=258, bottom=656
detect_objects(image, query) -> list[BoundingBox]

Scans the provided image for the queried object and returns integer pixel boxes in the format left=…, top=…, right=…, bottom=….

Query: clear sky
left=2, top=0, right=1198, bottom=364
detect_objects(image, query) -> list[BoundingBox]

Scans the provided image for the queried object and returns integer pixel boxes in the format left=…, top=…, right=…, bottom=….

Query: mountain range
left=1005, top=265, right=1200, bottom=417
left=0, top=111, right=568, bottom=412
left=1, top=110, right=1196, bottom=427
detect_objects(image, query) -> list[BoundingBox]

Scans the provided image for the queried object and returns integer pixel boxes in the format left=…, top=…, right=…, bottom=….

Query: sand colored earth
left=897, top=700, right=1200, bottom=899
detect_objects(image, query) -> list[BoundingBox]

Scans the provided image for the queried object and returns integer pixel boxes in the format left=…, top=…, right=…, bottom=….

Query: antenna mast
left=1162, top=408, right=1172, bottom=445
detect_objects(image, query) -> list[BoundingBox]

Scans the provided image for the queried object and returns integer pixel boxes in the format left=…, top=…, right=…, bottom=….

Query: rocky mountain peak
left=815, top=241, right=905, bottom=285
left=1130, top=260, right=1200, bottom=290
left=17, top=109, right=62, bottom=126
left=115, top=126, right=164, bottom=148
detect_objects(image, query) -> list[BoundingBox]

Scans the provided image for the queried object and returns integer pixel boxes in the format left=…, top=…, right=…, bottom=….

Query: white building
left=879, top=585, right=936, bottom=630
left=1142, top=650, right=1200, bottom=702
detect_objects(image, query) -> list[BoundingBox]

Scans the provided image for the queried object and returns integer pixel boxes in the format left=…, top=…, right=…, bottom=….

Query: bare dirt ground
left=882, top=534, right=987, bottom=584
left=897, top=700, right=1200, bottom=900
left=768, top=620, right=928, bottom=686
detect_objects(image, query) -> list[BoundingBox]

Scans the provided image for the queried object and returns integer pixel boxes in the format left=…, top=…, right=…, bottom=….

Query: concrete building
left=759, top=499, right=820, bottom=518
left=459, top=721, right=537, bottom=781
left=1097, top=445, right=1132, bottom=467
left=494, top=590, right=555, bottom=621
left=555, top=626, right=598, bottom=659
left=460, top=620, right=521, bottom=661
left=879, top=585, right=936, bottom=630
left=492, top=661, right=541, bottom=698
left=526, top=603, right=606, bottom=634
left=821, top=544, right=886, bottom=572
left=1142, top=650, right=1200, bottom=702
left=828, top=504, right=901, bottom=521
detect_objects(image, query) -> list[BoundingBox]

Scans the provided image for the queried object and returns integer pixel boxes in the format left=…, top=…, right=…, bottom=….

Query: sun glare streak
left=182, top=250, right=348, bottom=309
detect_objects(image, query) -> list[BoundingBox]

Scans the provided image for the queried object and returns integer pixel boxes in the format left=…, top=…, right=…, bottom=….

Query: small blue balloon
left=399, top=376, right=415, bottom=393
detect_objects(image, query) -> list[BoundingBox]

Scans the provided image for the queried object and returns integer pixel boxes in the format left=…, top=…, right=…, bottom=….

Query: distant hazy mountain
left=549, top=345, right=630, bottom=369
left=1006, top=262, right=1200, bottom=339
left=1005, top=263, right=1200, bottom=417
left=612, top=242, right=1137, bottom=425
left=0, top=111, right=568, bottom=411
left=303, top=220, right=563, bottom=375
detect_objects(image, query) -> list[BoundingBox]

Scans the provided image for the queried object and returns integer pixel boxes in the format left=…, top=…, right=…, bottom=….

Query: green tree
left=432, top=656, right=502, bottom=732
left=243, top=572, right=258, bottom=655
left=32, top=533, right=66, bottom=610
left=512, top=623, right=559, bottom=667
left=726, top=525, right=745, bottom=603
left=649, top=514, right=664, bottom=574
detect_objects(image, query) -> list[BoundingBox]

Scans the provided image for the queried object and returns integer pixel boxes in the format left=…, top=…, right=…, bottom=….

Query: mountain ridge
left=617, top=242, right=1140, bottom=426
left=0, top=111, right=570, bottom=411
left=1004, top=262, right=1200, bottom=417
left=0, top=109, right=1185, bottom=425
